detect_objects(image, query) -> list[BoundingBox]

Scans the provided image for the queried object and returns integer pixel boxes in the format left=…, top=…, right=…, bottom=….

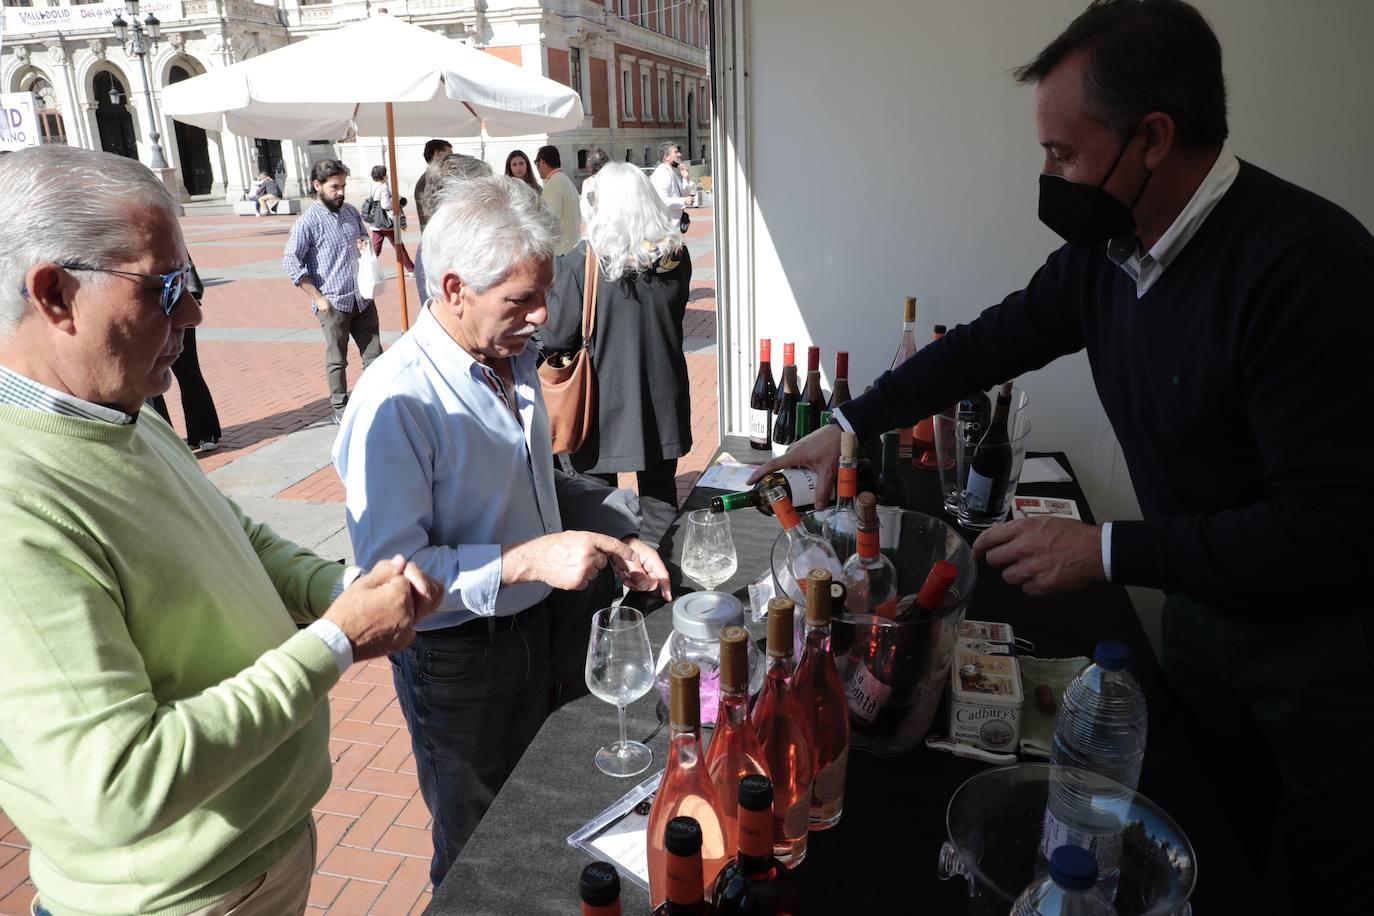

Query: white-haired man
left=0, top=146, right=442, bottom=916
left=333, top=175, right=671, bottom=887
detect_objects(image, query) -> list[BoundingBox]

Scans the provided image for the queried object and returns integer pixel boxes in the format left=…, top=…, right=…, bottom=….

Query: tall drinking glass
left=681, top=508, right=738, bottom=590
left=585, top=607, right=656, bottom=777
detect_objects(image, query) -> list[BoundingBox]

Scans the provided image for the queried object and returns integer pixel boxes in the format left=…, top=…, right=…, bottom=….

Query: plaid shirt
left=0, top=364, right=133, bottom=424
left=283, top=201, right=368, bottom=312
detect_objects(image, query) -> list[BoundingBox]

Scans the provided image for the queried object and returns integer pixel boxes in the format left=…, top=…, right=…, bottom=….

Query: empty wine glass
left=681, top=509, right=738, bottom=591
left=585, top=606, right=656, bottom=777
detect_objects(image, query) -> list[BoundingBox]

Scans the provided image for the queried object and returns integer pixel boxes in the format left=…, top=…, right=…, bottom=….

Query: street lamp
left=110, top=2, right=169, bottom=169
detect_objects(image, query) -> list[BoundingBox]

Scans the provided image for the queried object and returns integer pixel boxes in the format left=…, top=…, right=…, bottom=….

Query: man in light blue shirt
left=333, top=175, right=670, bottom=887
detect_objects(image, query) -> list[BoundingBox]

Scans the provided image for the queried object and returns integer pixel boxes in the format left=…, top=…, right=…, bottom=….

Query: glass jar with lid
left=653, top=591, right=765, bottom=725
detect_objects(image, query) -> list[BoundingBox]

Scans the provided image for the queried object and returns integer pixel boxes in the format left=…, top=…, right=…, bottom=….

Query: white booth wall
left=721, top=0, right=1374, bottom=649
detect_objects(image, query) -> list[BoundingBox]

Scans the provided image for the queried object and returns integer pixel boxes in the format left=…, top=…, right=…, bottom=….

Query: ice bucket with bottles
left=770, top=507, right=977, bottom=755
left=937, top=764, right=1197, bottom=915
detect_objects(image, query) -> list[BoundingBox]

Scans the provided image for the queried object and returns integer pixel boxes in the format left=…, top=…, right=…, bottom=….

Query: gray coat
left=542, top=240, right=693, bottom=474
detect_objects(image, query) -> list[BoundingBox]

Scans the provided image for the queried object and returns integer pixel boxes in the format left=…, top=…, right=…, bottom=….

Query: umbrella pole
left=386, top=102, right=410, bottom=331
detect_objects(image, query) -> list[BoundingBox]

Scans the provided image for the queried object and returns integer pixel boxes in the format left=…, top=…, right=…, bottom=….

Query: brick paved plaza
left=0, top=203, right=720, bottom=915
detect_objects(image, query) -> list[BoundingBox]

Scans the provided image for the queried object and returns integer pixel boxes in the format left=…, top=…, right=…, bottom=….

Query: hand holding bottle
left=748, top=423, right=843, bottom=508
left=973, top=517, right=1105, bottom=595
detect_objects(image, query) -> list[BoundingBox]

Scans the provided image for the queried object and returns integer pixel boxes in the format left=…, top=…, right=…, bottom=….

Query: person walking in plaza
left=543, top=161, right=694, bottom=537
left=650, top=140, right=693, bottom=233
left=363, top=164, right=415, bottom=273
left=579, top=147, right=611, bottom=228
left=505, top=148, right=541, bottom=193
left=0, top=144, right=441, bottom=916
left=534, top=145, right=582, bottom=258
left=414, top=138, right=453, bottom=230
left=283, top=158, right=382, bottom=424
left=752, top=2, right=1374, bottom=909
left=147, top=259, right=221, bottom=451
left=413, top=151, right=492, bottom=305
left=333, top=175, right=672, bottom=888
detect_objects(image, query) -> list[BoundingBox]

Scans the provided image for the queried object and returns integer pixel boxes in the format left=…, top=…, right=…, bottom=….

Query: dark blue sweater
left=843, top=161, right=1374, bottom=614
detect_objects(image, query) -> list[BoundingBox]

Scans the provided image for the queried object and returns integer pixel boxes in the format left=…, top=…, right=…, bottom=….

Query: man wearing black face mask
left=754, top=1, right=1374, bottom=906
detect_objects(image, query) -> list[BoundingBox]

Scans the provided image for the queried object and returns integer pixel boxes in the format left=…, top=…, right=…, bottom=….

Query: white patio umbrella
left=162, top=12, right=583, bottom=326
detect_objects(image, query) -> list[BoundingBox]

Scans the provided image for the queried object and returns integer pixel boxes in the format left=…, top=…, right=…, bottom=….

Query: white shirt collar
left=1107, top=142, right=1239, bottom=297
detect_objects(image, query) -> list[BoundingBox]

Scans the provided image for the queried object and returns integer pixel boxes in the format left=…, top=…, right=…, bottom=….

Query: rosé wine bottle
left=752, top=598, right=815, bottom=867
left=704, top=626, right=769, bottom=855
left=791, top=569, right=850, bottom=829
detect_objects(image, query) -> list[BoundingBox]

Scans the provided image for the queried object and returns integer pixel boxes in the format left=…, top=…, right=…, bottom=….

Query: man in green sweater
left=0, top=146, right=442, bottom=916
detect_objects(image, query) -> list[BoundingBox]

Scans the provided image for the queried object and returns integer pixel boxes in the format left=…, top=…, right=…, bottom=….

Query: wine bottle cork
left=669, top=661, right=700, bottom=727
left=766, top=597, right=795, bottom=658
left=805, top=569, right=833, bottom=623
left=719, top=626, right=749, bottom=692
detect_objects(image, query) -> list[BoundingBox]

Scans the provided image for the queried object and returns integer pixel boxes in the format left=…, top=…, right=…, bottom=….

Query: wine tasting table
left=430, top=437, right=1243, bottom=914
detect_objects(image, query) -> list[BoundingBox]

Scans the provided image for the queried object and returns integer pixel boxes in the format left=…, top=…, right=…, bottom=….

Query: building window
left=666, top=0, right=674, bottom=38
left=642, top=73, right=651, bottom=119
left=578, top=149, right=588, bottom=171
left=658, top=0, right=666, bottom=34
left=625, top=148, right=633, bottom=162
left=622, top=70, right=634, bottom=118
left=4, top=0, right=36, bottom=7
left=674, top=79, right=682, bottom=122
left=644, top=147, right=651, bottom=166
left=570, top=46, right=586, bottom=112
left=658, top=77, right=668, bottom=121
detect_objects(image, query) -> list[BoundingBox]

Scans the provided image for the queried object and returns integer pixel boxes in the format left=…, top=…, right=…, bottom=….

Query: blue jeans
left=389, top=607, right=552, bottom=888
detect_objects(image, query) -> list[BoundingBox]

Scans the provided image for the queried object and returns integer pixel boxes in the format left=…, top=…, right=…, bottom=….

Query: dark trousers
left=148, top=327, right=221, bottom=446
left=593, top=456, right=679, bottom=547
left=1161, top=594, right=1374, bottom=912
left=317, top=302, right=381, bottom=410
left=390, top=607, right=553, bottom=888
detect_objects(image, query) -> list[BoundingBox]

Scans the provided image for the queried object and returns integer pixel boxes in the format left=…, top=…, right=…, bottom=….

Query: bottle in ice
left=651, top=817, right=713, bottom=916
left=964, top=380, right=1016, bottom=521
left=648, top=662, right=729, bottom=908
left=580, top=861, right=623, bottom=916
left=749, top=339, right=777, bottom=451
left=842, top=492, right=898, bottom=618
left=820, top=431, right=860, bottom=559
left=790, top=569, right=850, bottom=830
left=1011, top=846, right=1115, bottom=915
left=765, top=485, right=843, bottom=604
left=708, top=469, right=817, bottom=516
left=710, top=776, right=803, bottom=915
left=1042, top=641, right=1148, bottom=887
left=753, top=598, right=815, bottom=867
left=704, top=626, right=769, bottom=857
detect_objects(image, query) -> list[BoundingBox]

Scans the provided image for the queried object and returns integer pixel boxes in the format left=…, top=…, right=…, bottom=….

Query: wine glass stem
left=616, top=704, right=629, bottom=756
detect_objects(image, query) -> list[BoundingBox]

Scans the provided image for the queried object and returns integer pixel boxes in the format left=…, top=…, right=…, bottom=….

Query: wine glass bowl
left=681, top=508, right=738, bottom=590
left=585, top=607, right=656, bottom=777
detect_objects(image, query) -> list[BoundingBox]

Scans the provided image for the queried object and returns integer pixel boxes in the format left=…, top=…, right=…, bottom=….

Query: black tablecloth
left=430, top=438, right=1240, bottom=914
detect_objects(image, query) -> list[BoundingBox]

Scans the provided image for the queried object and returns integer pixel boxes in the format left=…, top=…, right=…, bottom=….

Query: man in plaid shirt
left=284, top=159, right=381, bottom=424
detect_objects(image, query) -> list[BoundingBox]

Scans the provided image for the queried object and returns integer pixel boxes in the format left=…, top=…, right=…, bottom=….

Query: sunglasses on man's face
left=47, top=262, right=195, bottom=316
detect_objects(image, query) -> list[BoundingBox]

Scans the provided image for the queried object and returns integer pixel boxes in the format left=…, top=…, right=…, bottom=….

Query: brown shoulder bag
left=539, top=244, right=599, bottom=455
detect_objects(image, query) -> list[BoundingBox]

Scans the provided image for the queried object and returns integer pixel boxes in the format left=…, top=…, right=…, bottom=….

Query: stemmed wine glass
left=680, top=508, right=738, bottom=591
left=584, top=606, right=656, bottom=777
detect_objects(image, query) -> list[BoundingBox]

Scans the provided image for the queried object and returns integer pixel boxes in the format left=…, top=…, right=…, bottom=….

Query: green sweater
left=0, top=406, right=343, bottom=915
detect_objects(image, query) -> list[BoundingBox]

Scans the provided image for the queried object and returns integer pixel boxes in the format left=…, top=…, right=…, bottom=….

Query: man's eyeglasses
left=52, top=262, right=194, bottom=316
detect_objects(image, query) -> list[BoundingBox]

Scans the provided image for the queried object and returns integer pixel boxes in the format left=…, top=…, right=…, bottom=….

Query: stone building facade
left=0, top=0, right=711, bottom=200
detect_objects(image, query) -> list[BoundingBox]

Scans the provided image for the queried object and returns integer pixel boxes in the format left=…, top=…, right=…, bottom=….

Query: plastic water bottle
left=1011, top=846, right=1116, bottom=915
left=1042, top=641, right=1148, bottom=885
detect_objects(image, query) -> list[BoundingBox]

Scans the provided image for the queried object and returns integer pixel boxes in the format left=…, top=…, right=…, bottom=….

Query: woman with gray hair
left=413, top=152, right=493, bottom=304
left=542, top=160, right=693, bottom=524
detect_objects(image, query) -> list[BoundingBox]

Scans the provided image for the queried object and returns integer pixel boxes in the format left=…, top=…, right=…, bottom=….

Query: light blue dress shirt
left=333, top=304, right=568, bottom=630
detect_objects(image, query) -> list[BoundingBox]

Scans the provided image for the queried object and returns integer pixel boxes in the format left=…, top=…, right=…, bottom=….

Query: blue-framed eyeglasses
left=51, top=262, right=194, bottom=316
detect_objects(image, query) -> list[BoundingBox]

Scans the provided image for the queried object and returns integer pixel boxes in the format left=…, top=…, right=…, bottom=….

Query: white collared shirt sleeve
left=1101, top=521, right=1113, bottom=582
left=306, top=618, right=355, bottom=675
left=831, top=407, right=856, bottom=434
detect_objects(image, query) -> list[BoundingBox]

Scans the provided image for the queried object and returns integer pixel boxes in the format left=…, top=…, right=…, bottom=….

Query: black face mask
left=1038, top=131, right=1152, bottom=247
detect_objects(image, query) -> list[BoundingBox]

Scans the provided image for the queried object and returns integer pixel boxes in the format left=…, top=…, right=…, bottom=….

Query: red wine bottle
left=771, top=344, right=800, bottom=459
left=800, top=345, right=824, bottom=435
left=826, top=350, right=852, bottom=413
left=965, top=380, right=1016, bottom=518
left=749, top=339, right=777, bottom=451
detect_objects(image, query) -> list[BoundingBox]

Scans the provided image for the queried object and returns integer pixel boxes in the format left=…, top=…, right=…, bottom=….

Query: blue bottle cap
left=1049, top=845, right=1099, bottom=890
left=1093, top=640, right=1130, bottom=671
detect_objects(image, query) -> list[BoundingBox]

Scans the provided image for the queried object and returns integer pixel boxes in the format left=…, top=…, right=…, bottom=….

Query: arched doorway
left=93, top=71, right=137, bottom=160
left=686, top=91, right=696, bottom=164
left=169, top=65, right=212, bottom=195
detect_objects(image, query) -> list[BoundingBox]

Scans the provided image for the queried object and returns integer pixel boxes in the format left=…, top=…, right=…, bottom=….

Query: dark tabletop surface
left=430, top=438, right=1243, bottom=915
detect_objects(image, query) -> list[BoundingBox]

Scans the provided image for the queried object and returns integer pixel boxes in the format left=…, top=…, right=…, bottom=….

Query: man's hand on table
left=615, top=536, right=672, bottom=601
left=501, top=531, right=639, bottom=591
left=324, top=554, right=442, bottom=660
left=973, top=518, right=1105, bottom=596
left=747, top=424, right=844, bottom=507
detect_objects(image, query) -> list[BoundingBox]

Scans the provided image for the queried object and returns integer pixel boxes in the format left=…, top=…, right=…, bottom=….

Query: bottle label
left=965, top=469, right=994, bottom=511
left=773, top=497, right=801, bottom=530
left=836, top=466, right=857, bottom=499
left=856, top=526, right=880, bottom=558
left=771, top=439, right=790, bottom=460
left=782, top=785, right=813, bottom=839
left=749, top=408, right=771, bottom=443
left=780, top=468, right=818, bottom=507
left=813, top=746, right=848, bottom=817
left=1039, top=806, right=1122, bottom=877
left=877, top=505, right=902, bottom=550
left=846, top=663, right=893, bottom=724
